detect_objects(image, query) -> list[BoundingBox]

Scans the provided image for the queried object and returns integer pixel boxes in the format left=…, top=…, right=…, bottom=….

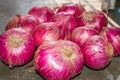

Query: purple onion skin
left=83, top=35, right=113, bottom=69
left=57, top=3, right=85, bottom=17
left=0, top=28, right=35, bottom=68
left=51, top=12, right=78, bottom=39
left=71, top=27, right=98, bottom=48
left=100, top=27, right=120, bottom=56
left=34, top=40, right=84, bottom=80
left=77, top=10, right=108, bottom=33
left=33, top=22, right=59, bottom=46
left=28, top=6, right=54, bottom=23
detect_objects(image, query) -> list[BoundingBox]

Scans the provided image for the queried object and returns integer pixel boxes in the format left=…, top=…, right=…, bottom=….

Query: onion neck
left=83, top=12, right=95, bottom=23
left=63, top=46, right=73, bottom=58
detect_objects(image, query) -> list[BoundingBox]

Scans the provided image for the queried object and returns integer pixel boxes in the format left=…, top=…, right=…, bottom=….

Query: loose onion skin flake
left=0, top=28, right=35, bottom=68
left=34, top=40, right=84, bottom=80
left=83, top=35, right=113, bottom=69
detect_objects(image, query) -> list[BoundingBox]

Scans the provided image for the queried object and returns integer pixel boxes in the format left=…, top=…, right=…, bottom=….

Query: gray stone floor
left=0, top=0, right=120, bottom=80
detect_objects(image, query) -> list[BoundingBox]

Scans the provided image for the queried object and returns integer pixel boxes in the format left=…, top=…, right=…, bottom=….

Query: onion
left=77, top=10, right=108, bottom=33
left=71, top=27, right=98, bottom=48
left=34, top=40, right=84, bottom=80
left=5, top=14, right=20, bottom=30
left=33, top=22, right=59, bottom=46
left=83, top=35, right=113, bottom=69
left=0, top=28, right=35, bottom=68
left=51, top=12, right=77, bottom=39
left=56, top=3, right=85, bottom=17
left=5, top=14, right=39, bottom=33
left=100, top=27, right=120, bottom=56
left=28, top=6, right=54, bottom=23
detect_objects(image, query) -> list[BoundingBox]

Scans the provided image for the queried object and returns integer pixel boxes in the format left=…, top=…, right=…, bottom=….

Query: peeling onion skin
left=33, top=22, right=60, bottom=46
left=100, top=27, right=120, bottom=56
left=77, top=10, right=108, bottom=33
left=83, top=35, right=113, bottom=69
left=34, top=40, right=84, bottom=80
left=28, top=6, right=54, bottom=23
left=51, top=12, right=78, bottom=39
left=71, top=27, right=98, bottom=48
left=56, top=3, right=85, bottom=17
left=0, top=28, right=35, bottom=68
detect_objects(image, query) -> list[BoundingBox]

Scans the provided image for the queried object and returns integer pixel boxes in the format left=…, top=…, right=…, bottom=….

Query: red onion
left=18, top=14, right=39, bottom=33
left=71, top=27, right=98, bottom=48
left=83, top=35, right=113, bottom=69
left=33, top=22, right=59, bottom=46
left=34, top=40, right=84, bottom=80
left=5, top=14, right=20, bottom=30
left=77, top=10, right=108, bottom=33
left=56, top=3, right=85, bottom=17
left=51, top=12, right=77, bottom=39
left=5, top=14, right=39, bottom=33
left=100, top=27, right=120, bottom=56
left=28, top=6, right=54, bottom=23
left=0, top=28, right=35, bottom=68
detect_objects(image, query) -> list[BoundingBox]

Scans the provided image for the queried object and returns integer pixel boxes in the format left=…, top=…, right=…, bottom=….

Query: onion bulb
left=83, top=35, right=113, bottom=69
left=34, top=40, right=84, bottom=80
left=33, top=22, right=59, bottom=46
left=56, top=3, right=85, bottom=17
left=51, top=12, right=77, bottom=39
left=0, top=28, right=35, bottom=68
left=100, top=27, right=120, bottom=56
left=28, top=6, right=54, bottom=23
left=71, top=27, right=98, bottom=47
left=5, top=14, right=39, bottom=33
left=77, top=10, right=108, bottom=33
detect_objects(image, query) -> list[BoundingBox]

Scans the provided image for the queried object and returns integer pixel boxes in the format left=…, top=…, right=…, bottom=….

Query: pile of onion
left=34, top=40, right=84, bottom=80
left=77, top=10, right=108, bottom=33
left=71, top=27, right=98, bottom=48
left=33, top=22, right=60, bottom=46
left=56, top=3, right=85, bottom=17
left=51, top=12, right=77, bottom=39
left=0, top=2, right=117, bottom=80
left=100, top=27, right=120, bottom=56
left=82, top=35, right=113, bottom=69
left=28, top=6, right=54, bottom=23
left=5, top=14, right=39, bottom=33
left=0, top=28, right=35, bottom=68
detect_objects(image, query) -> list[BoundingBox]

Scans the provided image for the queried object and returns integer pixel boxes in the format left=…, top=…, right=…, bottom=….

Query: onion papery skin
left=83, top=35, right=113, bottom=69
left=5, top=14, right=39, bottom=33
left=33, top=22, right=60, bottom=47
left=18, top=14, right=39, bottom=33
left=56, top=3, right=85, bottom=17
left=77, top=10, right=108, bottom=33
left=100, top=27, right=120, bottom=56
left=34, top=40, right=84, bottom=80
left=5, top=14, right=21, bottom=30
left=0, top=28, right=35, bottom=68
left=28, top=6, right=54, bottom=23
left=51, top=12, right=77, bottom=39
left=71, top=27, right=98, bottom=48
